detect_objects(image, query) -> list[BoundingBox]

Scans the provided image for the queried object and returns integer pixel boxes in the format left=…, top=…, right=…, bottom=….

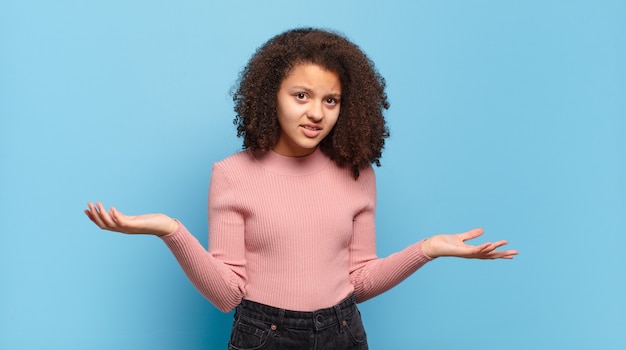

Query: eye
left=295, top=93, right=307, bottom=101
left=325, top=97, right=339, bottom=106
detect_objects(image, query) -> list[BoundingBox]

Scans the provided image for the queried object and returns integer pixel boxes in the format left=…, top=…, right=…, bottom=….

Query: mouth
left=301, top=124, right=321, bottom=131
left=300, top=124, right=322, bottom=138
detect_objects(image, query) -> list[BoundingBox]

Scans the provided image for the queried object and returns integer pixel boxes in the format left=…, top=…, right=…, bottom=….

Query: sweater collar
left=252, top=147, right=331, bottom=176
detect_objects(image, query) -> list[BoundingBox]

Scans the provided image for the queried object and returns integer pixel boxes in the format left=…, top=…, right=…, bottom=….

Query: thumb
left=460, top=228, right=484, bottom=242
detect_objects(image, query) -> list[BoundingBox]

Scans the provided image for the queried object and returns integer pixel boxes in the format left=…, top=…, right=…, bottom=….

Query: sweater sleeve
left=348, top=167, right=433, bottom=303
left=160, top=164, right=246, bottom=312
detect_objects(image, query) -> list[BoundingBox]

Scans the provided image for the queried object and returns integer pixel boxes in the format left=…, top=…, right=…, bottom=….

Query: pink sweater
left=161, top=148, right=432, bottom=312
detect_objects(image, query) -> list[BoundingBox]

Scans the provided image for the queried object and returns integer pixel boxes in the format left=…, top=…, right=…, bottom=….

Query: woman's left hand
left=421, top=228, right=518, bottom=259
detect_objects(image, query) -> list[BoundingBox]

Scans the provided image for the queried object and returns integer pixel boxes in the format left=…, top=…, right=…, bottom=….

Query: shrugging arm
left=161, top=166, right=247, bottom=313
left=348, top=167, right=433, bottom=302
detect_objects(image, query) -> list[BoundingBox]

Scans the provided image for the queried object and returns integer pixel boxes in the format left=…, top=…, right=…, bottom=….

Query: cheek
left=277, top=100, right=304, bottom=121
left=275, top=104, right=292, bottom=127
left=327, top=110, right=340, bottom=128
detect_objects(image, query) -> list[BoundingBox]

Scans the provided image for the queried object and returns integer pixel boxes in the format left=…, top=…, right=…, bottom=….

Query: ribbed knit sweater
left=161, top=148, right=432, bottom=312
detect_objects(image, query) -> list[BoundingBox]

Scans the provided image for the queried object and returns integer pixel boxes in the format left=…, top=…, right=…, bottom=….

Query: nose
left=306, top=100, right=324, bottom=122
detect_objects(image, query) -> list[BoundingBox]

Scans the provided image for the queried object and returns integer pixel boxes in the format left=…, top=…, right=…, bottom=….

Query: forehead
left=281, top=63, right=341, bottom=92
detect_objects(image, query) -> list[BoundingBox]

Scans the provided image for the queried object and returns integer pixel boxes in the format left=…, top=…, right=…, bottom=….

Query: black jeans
left=228, top=294, right=368, bottom=350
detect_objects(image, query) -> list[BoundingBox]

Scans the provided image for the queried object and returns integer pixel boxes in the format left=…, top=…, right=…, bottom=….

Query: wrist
left=156, top=219, right=179, bottom=237
left=421, top=238, right=437, bottom=259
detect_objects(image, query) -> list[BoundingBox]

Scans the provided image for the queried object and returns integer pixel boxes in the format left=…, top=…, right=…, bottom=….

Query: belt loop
left=278, top=308, right=285, bottom=327
left=234, top=304, right=241, bottom=321
left=333, top=303, right=344, bottom=334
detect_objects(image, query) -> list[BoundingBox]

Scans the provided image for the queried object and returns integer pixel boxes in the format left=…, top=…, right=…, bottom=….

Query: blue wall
left=1, top=0, right=624, bottom=349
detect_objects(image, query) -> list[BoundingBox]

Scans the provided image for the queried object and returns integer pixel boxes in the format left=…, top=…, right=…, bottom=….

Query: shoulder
left=356, top=164, right=376, bottom=194
left=208, top=150, right=259, bottom=189
left=213, top=149, right=257, bottom=172
left=358, top=164, right=375, bottom=181
left=324, top=161, right=376, bottom=197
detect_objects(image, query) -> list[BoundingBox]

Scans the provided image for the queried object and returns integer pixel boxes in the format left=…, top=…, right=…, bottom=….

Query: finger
left=109, top=206, right=126, bottom=225
left=96, top=202, right=117, bottom=228
left=84, top=209, right=96, bottom=222
left=481, top=242, right=495, bottom=249
left=501, top=249, right=519, bottom=258
left=491, top=240, right=509, bottom=249
left=486, top=246, right=517, bottom=258
left=475, top=242, right=494, bottom=253
left=87, top=202, right=107, bottom=228
left=109, top=206, right=118, bottom=222
left=484, top=249, right=519, bottom=260
left=458, top=242, right=493, bottom=258
left=460, top=228, right=484, bottom=242
left=87, top=202, right=96, bottom=213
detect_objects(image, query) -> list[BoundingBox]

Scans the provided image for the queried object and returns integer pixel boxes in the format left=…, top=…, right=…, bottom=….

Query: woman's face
left=273, top=63, right=342, bottom=157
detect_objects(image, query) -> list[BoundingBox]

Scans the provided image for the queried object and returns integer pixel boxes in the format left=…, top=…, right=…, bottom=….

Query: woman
left=85, top=28, right=518, bottom=349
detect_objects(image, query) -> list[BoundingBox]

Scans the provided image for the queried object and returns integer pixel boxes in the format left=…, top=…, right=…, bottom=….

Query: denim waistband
left=237, top=294, right=358, bottom=331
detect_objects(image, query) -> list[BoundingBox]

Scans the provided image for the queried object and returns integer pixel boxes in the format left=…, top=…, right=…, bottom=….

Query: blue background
left=1, top=0, right=624, bottom=349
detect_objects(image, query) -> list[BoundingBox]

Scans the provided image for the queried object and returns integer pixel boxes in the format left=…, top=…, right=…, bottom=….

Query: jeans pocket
left=228, top=315, right=274, bottom=350
left=342, top=309, right=368, bottom=345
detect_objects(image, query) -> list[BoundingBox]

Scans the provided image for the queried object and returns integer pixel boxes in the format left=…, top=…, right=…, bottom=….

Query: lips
left=300, top=124, right=322, bottom=138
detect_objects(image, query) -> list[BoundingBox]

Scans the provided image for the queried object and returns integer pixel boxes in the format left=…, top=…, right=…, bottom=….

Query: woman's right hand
left=84, top=202, right=179, bottom=237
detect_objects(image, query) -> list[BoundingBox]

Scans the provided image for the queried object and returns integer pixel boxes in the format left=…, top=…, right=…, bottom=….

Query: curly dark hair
left=232, top=28, right=390, bottom=179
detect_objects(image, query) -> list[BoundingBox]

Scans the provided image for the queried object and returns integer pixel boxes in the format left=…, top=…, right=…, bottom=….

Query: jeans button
left=315, top=314, right=323, bottom=323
